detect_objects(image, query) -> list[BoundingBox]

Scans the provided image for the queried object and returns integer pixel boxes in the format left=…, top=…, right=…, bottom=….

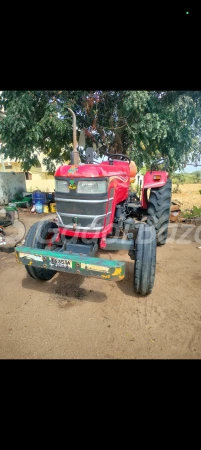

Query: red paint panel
left=143, top=171, right=168, bottom=189
left=55, top=160, right=131, bottom=179
left=57, top=223, right=113, bottom=240
left=141, top=171, right=169, bottom=209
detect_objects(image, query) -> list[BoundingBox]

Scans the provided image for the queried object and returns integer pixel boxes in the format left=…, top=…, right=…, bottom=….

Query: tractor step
left=15, top=246, right=125, bottom=281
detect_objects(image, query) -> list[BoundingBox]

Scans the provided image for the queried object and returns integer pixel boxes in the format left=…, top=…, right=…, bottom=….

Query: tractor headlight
left=77, top=180, right=107, bottom=194
left=55, top=179, right=70, bottom=193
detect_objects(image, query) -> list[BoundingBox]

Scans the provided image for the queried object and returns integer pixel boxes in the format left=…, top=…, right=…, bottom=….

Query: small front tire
left=134, top=224, right=156, bottom=296
left=24, top=220, right=58, bottom=281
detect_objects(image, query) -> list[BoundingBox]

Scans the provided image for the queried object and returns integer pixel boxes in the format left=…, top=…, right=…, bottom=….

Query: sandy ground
left=172, top=183, right=201, bottom=210
left=0, top=210, right=201, bottom=359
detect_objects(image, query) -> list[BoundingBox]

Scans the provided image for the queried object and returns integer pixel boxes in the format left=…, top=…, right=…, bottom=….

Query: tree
left=123, top=91, right=201, bottom=172
left=1, top=90, right=201, bottom=173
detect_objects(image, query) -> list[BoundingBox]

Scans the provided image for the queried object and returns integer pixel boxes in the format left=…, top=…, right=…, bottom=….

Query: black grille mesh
left=56, top=199, right=106, bottom=228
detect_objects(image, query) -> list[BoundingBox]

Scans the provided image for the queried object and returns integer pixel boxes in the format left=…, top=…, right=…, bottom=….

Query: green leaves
left=1, top=90, right=201, bottom=173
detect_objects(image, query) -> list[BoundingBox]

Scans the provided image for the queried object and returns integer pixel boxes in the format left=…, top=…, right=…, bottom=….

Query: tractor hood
left=55, top=160, right=130, bottom=179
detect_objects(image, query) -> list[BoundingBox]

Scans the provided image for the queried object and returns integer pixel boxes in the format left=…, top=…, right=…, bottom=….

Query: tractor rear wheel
left=147, top=179, right=172, bottom=245
left=24, top=220, right=58, bottom=281
left=134, top=224, right=156, bottom=296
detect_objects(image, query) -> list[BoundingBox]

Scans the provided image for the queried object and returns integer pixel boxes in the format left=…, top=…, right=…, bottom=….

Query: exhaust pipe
left=68, top=108, right=80, bottom=165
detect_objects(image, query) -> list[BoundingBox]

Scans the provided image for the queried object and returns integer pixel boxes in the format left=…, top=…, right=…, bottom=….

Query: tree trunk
left=114, top=132, right=123, bottom=154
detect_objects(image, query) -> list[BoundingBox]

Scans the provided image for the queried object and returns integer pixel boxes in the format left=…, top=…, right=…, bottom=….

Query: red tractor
left=15, top=110, right=172, bottom=296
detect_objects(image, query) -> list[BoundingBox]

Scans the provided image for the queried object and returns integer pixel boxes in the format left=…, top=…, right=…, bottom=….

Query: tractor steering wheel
left=108, top=154, right=131, bottom=163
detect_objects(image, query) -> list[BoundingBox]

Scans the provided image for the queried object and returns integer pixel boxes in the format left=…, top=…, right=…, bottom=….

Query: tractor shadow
left=22, top=271, right=107, bottom=304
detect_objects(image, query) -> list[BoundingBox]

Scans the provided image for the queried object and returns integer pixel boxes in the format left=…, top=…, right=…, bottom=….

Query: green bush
left=172, top=171, right=201, bottom=184
left=182, top=205, right=201, bottom=218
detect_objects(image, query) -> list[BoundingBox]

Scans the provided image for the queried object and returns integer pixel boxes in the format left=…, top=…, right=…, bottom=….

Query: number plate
left=49, top=257, right=72, bottom=269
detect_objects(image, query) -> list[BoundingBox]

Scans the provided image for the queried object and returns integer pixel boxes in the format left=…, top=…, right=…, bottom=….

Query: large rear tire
left=134, top=224, right=156, bottom=296
left=147, top=179, right=172, bottom=245
left=24, top=220, right=58, bottom=281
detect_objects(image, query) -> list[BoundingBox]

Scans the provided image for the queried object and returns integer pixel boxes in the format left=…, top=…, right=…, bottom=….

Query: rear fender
left=143, top=171, right=169, bottom=189
left=141, top=171, right=169, bottom=209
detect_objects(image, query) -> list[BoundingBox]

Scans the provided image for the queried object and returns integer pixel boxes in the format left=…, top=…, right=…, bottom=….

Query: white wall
left=26, top=179, right=55, bottom=192
left=0, top=172, right=26, bottom=205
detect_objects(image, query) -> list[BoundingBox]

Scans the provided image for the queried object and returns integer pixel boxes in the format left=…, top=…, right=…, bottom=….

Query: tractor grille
left=55, top=193, right=110, bottom=230
left=55, top=177, right=114, bottom=231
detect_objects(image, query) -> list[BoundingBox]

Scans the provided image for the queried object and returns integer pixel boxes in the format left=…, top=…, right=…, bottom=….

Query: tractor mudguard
left=143, top=171, right=169, bottom=189
left=15, top=246, right=125, bottom=281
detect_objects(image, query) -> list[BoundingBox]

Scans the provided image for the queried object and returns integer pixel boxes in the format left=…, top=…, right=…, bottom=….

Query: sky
left=176, top=164, right=201, bottom=173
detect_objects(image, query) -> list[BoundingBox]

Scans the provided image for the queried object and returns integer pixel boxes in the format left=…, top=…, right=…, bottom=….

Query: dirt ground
left=1, top=208, right=201, bottom=359
left=172, top=183, right=201, bottom=210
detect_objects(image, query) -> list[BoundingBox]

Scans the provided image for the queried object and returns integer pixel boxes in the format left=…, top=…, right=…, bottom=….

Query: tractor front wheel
left=24, top=220, right=58, bottom=281
left=134, top=224, right=156, bottom=296
left=147, top=178, right=172, bottom=245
